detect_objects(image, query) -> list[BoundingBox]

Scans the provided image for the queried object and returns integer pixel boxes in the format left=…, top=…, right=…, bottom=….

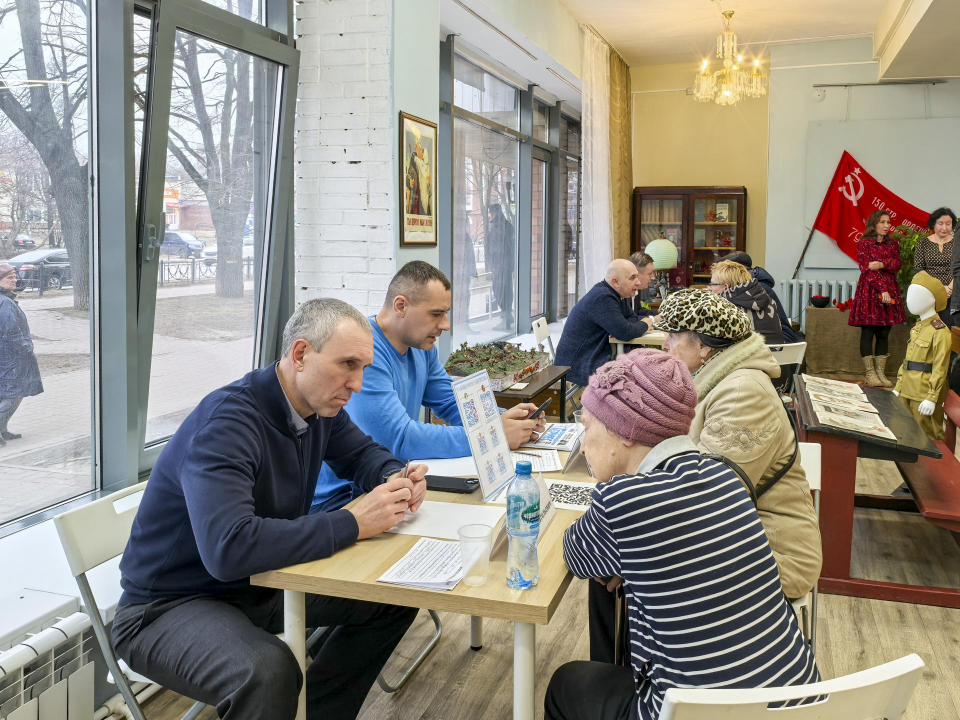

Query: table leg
left=470, top=616, right=483, bottom=651
left=284, top=590, right=306, bottom=720
left=559, top=376, right=567, bottom=423
left=514, top=621, right=535, bottom=720
left=810, top=431, right=859, bottom=582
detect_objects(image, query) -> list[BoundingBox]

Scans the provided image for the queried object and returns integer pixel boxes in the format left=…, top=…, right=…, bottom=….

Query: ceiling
left=560, top=0, right=890, bottom=67
left=881, top=0, right=960, bottom=78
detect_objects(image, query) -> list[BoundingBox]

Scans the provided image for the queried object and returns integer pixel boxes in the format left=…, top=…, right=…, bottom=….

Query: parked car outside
left=160, top=230, right=205, bottom=258
left=13, top=235, right=36, bottom=250
left=5, top=248, right=72, bottom=290
left=202, top=235, right=255, bottom=266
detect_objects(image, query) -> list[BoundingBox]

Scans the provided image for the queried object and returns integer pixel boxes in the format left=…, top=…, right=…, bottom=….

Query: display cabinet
left=631, top=186, right=747, bottom=289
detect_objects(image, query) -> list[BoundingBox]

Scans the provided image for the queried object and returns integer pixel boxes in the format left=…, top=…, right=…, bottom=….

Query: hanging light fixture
left=692, top=9, right=765, bottom=106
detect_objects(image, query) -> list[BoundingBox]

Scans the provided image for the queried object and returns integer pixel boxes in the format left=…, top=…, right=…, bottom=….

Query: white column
left=284, top=590, right=307, bottom=720
left=513, top=621, right=536, bottom=720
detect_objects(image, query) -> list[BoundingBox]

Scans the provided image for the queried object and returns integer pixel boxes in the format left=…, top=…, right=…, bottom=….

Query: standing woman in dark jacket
left=848, top=211, right=904, bottom=387
left=0, top=263, right=43, bottom=446
left=708, top=260, right=784, bottom=344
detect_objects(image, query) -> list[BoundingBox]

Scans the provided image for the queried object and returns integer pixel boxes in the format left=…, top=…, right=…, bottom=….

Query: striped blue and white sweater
left=564, top=436, right=820, bottom=720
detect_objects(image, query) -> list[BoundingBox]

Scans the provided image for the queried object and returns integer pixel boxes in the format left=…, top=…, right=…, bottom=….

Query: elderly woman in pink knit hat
left=546, top=349, right=819, bottom=720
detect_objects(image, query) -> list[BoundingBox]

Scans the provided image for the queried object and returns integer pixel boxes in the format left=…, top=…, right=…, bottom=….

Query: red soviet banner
left=813, top=150, right=929, bottom=262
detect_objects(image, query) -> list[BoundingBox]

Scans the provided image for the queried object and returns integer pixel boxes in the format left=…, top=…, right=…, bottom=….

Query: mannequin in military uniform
left=894, top=272, right=951, bottom=440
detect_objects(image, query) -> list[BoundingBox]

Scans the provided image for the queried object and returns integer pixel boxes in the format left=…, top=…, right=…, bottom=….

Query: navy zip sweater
left=118, top=365, right=403, bottom=606
left=554, top=280, right=647, bottom=386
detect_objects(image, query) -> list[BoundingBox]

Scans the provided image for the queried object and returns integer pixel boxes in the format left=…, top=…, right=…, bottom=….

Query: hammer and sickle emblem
left=838, top=167, right=864, bottom=206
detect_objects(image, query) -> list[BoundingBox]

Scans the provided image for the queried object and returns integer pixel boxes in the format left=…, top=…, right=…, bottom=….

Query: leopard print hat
left=653, top=288, right=753, bottom=343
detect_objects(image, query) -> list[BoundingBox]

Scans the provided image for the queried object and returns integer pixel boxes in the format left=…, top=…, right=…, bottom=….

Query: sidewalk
left=1, top=283, right=257, bottom=526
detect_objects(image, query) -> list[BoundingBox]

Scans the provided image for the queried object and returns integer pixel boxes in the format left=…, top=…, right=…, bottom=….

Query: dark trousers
left=544, top=661, right=636, bottom=720
left=0, top=396, right=23, bottom=433
left=588, top=578, right=619, bottom=664
left=112, top=590, right=417, bottom=720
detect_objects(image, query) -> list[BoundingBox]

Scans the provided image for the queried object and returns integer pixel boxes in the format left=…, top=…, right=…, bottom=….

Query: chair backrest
left=54, top=482, right=147, bottom=577
left=658, top=654, right=924, bottom=720
left=768, top=341, right=807, bottom=366
left=532, top=317, right=555, bottom=359
left=797, top=442, right=821, bottom=493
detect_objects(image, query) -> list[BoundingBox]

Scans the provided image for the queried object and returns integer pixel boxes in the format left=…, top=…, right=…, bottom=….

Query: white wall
left=393, top=0, right=441, bottom=269
left=765, top=37, right=960, bottom=284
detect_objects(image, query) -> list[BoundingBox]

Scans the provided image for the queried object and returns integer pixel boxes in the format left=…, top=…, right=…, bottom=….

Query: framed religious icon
left=399, top=112, right=438, bottom=246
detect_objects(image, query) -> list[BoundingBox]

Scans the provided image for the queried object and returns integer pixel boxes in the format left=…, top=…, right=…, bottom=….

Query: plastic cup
left=458, top=524, right=493, bottom=586
left=573, top=409, right=584, bottom=427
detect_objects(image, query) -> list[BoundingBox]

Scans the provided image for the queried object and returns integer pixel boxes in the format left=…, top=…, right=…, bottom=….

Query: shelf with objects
left=632, top=186, right=747, bottom=290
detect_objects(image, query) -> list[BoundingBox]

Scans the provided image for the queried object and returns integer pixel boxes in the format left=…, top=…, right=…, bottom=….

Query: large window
left=559, top=114, right=582, bottom=317
left=0, top=0, right=297, bottom=532
left=0, top=0, right=93, bottom=526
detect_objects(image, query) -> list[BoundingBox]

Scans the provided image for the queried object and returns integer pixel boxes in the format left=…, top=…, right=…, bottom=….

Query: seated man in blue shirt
left=112, top=298, right=425, bottom=720
left=313, top=261, right=544, bottom=512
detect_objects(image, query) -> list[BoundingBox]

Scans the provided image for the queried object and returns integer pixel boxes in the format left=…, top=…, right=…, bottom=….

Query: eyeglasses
left=707, top=282, right=725, bottom=287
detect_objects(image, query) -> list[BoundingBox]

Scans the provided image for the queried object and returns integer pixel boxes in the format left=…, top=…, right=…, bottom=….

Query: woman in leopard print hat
left=654, top=289, right=822, bottom=600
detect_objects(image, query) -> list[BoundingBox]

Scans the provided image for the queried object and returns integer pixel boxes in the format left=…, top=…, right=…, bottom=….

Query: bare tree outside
left=0, top=0, right=88, bottom=309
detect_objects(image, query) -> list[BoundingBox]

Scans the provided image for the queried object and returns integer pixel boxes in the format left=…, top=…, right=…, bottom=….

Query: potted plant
left=890, top=223, right=925, bottom=320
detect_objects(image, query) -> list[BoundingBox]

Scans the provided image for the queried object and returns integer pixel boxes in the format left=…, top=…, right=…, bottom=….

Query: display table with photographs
left=792, top=375, right=954, bottom=607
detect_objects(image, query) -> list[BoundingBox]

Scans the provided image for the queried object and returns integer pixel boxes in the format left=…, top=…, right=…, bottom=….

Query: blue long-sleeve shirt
left=313, top=318, right=467, bottom=510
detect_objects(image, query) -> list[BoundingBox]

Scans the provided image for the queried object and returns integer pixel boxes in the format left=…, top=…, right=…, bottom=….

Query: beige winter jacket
left=689, top=333, right=822, bottom=599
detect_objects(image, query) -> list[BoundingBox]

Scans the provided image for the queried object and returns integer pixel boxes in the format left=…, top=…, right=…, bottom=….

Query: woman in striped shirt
left=546, top=350, right=819, bottom=720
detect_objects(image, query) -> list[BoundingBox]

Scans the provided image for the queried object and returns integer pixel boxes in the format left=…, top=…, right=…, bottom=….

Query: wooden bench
left=896, top=390, right=960, bottom=538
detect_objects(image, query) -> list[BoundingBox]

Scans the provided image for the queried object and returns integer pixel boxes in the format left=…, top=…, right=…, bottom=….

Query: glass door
left=690, top=194, right=739, bottom=288
left=136, top=0, right=298, bottom=453
left=638, top=195, right=686, bottom=287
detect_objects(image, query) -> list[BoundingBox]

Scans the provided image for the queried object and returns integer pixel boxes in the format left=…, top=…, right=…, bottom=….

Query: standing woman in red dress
left=848, top=210, right=905, bottom=386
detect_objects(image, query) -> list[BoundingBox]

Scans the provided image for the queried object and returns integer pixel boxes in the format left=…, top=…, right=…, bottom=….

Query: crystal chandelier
left=693, top=10, right=767, bottom=105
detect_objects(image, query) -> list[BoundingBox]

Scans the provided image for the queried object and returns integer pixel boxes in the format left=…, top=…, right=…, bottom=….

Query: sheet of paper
left=386, top=500, right=505, bottom=540
left=816, top=411, right=897, bottom=440
left=521, top=423, right=584, bottom=451
left=547, top=479, right=596, bottom=511
left=802, top=375, right=866, bottom=398
left=812, top=401, right=878, bottom=419
left=377, top=537, right=462, bottom=590
left=413, top=456, right=478, bottom=477
left=808, top=391, right=877, bottom=414
left=512, top=449, right=563, bottom=472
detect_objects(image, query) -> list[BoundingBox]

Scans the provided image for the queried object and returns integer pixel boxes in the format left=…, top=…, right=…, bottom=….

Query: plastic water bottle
left=506, top=460, right=540, bottom=589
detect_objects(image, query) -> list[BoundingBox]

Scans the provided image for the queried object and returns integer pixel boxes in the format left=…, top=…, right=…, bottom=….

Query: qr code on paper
left=548, top=482, right=594, bottom=509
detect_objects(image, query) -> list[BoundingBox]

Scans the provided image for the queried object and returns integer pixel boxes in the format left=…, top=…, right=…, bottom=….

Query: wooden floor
left=146, top=457, right=960, bottom=720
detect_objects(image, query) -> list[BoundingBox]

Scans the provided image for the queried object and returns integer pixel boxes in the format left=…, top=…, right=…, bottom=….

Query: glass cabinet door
left=690, top=195, right=739, bottom=287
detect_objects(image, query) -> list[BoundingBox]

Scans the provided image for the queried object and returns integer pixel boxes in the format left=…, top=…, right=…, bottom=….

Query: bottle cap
left=515, top=460, right=533, bottom=475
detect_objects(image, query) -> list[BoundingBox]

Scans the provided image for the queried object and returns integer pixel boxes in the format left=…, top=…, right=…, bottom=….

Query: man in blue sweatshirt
left=313, top=261, right=544, bottom=511
left=554, top=259, right=656, bottom=386
left=112, top=299, right=425, bottom=720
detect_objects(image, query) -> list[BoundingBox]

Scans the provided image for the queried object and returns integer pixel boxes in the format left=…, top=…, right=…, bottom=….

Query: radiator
left=0, top=613, right=94, bottom=720
left=779, top=279, right=856, bottom=333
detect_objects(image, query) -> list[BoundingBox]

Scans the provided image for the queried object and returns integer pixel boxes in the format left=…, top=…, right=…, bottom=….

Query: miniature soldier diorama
left=893, top=272, right=952, bottom=440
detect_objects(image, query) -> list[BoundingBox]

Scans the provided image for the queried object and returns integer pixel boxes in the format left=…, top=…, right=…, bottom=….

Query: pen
left=402, top=460, right=411, bottom=479
left=513, top=451, right=541, bottom=459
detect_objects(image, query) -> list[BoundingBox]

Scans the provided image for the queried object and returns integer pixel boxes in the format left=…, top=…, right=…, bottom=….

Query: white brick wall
left=295, top=0, right=394, bottom=315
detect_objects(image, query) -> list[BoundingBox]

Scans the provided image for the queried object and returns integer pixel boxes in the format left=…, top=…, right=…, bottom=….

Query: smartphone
left=426, top=475, right=480, bottom=494
left=530, top=397, right=553, bottom=419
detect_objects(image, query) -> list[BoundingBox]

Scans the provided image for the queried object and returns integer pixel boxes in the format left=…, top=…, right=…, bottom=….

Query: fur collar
left=693, top=332, right=770, bottom=400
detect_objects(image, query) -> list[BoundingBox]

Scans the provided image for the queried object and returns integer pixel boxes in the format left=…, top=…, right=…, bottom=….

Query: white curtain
left=579, top=26, right=613, bottom=298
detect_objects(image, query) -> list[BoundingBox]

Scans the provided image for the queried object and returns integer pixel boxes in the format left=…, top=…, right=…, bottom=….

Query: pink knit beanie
left=582, top=349, right=697, bottom=446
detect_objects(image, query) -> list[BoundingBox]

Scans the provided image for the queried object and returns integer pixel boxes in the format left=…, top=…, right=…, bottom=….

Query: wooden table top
left=609, top=331, right=666, bottom=347
left=251, top=453, right=594, bottom=625
left=793, top=375, right=941, bottom=460
left=495, top=364, right=571, bottom=399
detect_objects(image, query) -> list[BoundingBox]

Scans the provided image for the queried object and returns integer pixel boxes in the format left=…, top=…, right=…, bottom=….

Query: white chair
left=791, top=442, right=821, bottom=651
left=769, top=341, right=807, bottom=398
left=54, top=483, right=200, bottom=720
left=533, top=317, right=580, bottom=419
left=657, top=654, right=924, bottom=719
